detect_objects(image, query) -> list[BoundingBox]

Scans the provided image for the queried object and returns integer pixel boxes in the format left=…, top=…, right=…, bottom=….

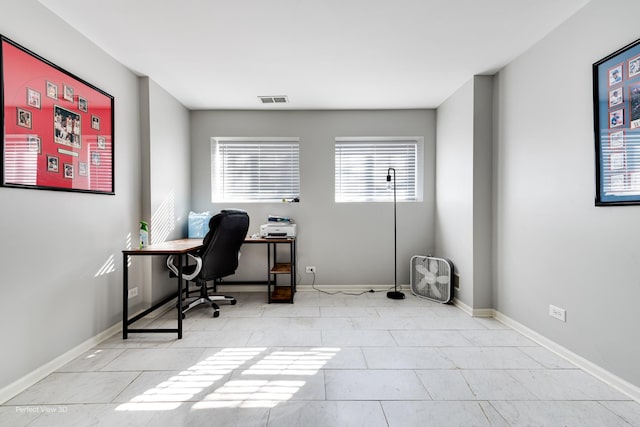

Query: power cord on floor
left=308, top=272, right=396, bottom=296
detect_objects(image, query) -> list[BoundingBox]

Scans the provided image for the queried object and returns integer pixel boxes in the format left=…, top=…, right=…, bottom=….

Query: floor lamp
left=386, top=167, right=405, bottom=300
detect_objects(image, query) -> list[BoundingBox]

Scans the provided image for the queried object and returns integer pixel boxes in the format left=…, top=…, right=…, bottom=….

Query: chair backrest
left=198, top=209, right=250, bottom=280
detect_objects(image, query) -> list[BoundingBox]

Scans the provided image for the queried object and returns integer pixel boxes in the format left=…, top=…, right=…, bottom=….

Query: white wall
left=0, top=1, right=141, bottom=389
left=495, top=0, right=640, bottom=387
left=190, top=110, right=436, bottom=286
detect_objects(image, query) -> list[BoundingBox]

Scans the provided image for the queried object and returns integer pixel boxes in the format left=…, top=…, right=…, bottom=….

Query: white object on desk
left=259, top=222, right=296, bottom=238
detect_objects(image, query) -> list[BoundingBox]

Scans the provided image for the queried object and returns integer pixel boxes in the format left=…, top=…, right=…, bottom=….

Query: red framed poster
left=1, top=35, right=114, bottom=194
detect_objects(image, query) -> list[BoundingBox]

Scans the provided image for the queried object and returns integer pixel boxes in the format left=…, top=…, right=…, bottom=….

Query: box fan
left=410, top=255, right=454, bottom=303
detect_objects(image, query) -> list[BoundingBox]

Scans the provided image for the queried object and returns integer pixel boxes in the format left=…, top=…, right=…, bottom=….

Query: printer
left=260, top=222, right=297, bottom=238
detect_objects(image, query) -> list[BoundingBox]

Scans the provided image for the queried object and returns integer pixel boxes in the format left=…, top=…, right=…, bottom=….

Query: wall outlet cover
left=549, top=304, right=566, bottom=322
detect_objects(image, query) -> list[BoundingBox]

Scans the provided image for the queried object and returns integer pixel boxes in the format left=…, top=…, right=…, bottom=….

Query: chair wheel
left=213, top=311, right=220, bottom=318
left=231, top=300, right=237, bottom=305
left=181, top=313, right=186, bottom=319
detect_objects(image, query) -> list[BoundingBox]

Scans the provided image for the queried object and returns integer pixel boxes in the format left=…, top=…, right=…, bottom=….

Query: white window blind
left=335, top=138, right=422, bottom=202
left=212, top=138, right=300, bottom=202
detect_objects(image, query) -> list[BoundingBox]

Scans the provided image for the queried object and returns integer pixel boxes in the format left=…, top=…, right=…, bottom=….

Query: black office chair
left=167, top=209, right=249, bottom=318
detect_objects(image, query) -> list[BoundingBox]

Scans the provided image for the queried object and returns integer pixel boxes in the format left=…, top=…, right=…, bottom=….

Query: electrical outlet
left=305, top=266, right=316, bottom=274
left=549, top=304, right=566, bottom=322
left=128, top=287, right=138, bottom=299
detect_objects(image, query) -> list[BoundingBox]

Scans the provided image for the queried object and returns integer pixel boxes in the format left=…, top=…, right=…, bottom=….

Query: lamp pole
left=387, top=167, right=405, bottom=300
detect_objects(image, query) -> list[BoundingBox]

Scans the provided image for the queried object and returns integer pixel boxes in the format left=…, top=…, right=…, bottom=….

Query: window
left=212, top=137, right=300, bottom=202
left=335, top=137, right=423, bottom=202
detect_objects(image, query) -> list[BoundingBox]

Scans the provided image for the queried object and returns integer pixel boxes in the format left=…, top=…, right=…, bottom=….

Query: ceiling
left=39, top=0, right=589, bottom=110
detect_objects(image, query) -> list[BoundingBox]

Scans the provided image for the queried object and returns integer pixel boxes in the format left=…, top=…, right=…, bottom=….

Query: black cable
left=309, top=272, right=395, bottom=296
left=295, top=245, right=397, bottom=296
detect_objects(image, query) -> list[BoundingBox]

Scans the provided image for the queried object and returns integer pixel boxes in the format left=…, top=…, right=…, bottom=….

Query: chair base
left=180, top=279, right=236, bottom=318
left=181, top=294, right=236, bottom=318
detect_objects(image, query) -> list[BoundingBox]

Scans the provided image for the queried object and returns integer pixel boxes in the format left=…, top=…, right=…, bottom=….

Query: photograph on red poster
left=1, top=35, right=114, bottom=194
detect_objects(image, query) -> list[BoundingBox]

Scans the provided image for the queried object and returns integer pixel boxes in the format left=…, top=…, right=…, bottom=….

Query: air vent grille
left=259, top=95, right=289, bottom=104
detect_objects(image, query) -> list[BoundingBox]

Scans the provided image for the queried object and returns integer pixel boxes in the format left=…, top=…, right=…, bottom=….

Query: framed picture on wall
left=27, top=88, right=41, bottom=109
left=1, top=35, right=114, bottom=195
left=46, top=81, right=58, bottom=99
left=593, top=37, right=640, bottom=205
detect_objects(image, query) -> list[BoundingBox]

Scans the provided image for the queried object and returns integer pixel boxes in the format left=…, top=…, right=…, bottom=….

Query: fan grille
left=410, top=256, right=454, bottom=303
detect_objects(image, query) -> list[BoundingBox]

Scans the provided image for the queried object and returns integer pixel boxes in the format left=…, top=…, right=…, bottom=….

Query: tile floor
left=2, top=290, right=640, bottom=426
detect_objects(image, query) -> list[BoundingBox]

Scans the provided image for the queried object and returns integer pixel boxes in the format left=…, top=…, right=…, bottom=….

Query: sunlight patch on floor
left=115, top=347, right=266, bottom=411
left=195, top=347, right=340, bottom=409
left=115, top=347, right=339, bottom=411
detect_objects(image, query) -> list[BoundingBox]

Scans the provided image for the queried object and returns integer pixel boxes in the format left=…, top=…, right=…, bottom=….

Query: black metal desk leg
left=290, top=240, right=294, bottom=302
left=267, top=243, right=272, bottom=303
left=293, top=239, right=297, bottom=292
left=123, top=253, right=129, bottom=339
left=177, top=254, right=183, bottom=339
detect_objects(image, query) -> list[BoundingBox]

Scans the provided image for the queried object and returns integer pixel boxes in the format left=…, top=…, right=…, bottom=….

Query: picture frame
left=46, top=81, right=58, bottom=100
left=593, top=38, right=640, bottom=205
left=63, top=163, right=73, bottom=179
left=628, top=55, right=640, bottom=79
left=78, top=96, right=88, bottom=113
left=63, top=84, right=74, bottom=102
left=16, top=107, right=32, bottom=128
left=54, top=105, right=81, bottom=149
left=47, top=155, right=59, bottom=172
left=608, top=87, right=623, bottom=108
left=1, top=35, right=114, bottom=195
left=629, top=83, right=640, bottom=129
left=609, top=130, right=625, bottom=149
left=27, top=88, right=41, bottom=109
left=609, top=108, right=624, bottom=128
left=28, top=135, right=41, bottom=153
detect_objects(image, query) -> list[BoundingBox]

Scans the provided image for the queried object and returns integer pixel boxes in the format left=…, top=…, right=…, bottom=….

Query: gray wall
left=0, top=1, right=142, bottom=388
left=435, top=76, right=493, bottom=309
left=494, top=0, right=640, bottom=387
left=435, top=80, right=474, bottom=305
left=472, top=76, right=494, bottom=309
left=190, top=110, right=436, bottom=286
left=139, top=78, right=191, bottom=303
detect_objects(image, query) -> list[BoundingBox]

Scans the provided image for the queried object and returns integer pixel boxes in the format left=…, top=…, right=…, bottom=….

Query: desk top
left=244, top=236, right=296, bottom=244
left=123, top=238, right=203, bottom=255
left=123, top=236, right=295, bottom=255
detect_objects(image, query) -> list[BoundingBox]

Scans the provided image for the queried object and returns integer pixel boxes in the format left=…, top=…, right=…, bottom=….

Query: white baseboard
left=453, top=298, right=494, bottom=318
left=0, top=322, right=121, bottom=404
left=493, top=310, right=640, bottom=403
left=451, top=300, right=639, bottom=402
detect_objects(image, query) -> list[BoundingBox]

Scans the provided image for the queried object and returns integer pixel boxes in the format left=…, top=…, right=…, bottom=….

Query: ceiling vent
left=259, top=95, right=289, bottom=104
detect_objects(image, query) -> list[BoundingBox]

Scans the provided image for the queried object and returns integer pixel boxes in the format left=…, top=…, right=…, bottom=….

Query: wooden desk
left=243, top=237, right=296, bottom=303
left=122, top=238, right=203, bottom=339
left=121, top=236, right=297, bottom=339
